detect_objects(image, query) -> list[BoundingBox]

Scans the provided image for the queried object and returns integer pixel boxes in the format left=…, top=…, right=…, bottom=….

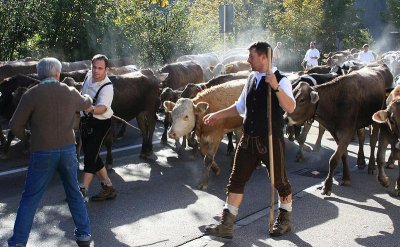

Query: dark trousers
left=80, top=117, right=111, bottom=174
left=227, top=134, right=292, bottom=197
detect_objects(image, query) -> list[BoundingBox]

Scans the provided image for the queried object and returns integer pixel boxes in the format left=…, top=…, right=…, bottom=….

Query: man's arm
left=203, top=104, right=240, bottom=126
left=10, top=93, right=32, bottom=141
left=265, top=72, right=296, bottom=113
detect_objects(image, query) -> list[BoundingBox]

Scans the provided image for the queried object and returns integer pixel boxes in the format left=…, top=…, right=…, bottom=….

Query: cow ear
left=310, top=91, right=319, bottom=104
left=156, top=72, right=169, bottom=82
left=194, top=102, right=209, bottom=115
left=163, top=101, right=175, bottom=112
left=372, top=110, right=388, bottom=123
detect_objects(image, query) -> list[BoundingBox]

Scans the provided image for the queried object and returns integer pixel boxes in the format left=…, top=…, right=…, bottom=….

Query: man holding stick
left=203, top=41, right=295, bottom=238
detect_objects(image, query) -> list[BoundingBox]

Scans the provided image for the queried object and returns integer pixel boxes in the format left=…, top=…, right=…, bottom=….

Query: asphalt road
left=0, top=119, right=399, bottom=247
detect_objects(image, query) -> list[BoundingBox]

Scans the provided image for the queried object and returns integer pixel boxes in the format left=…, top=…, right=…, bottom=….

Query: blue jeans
left=8, top=144, right=91, bottom=247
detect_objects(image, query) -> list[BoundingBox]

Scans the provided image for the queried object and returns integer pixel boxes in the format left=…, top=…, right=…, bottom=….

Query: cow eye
left=183, top=115, right=189, bottom=121
left=299, top=98, right=305, bottom=104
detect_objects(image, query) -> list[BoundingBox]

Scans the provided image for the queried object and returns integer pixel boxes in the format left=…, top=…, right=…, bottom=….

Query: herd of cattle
left=1, top=48, right=400, bottom=197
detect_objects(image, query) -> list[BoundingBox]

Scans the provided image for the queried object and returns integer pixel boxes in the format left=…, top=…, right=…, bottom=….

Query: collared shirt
left=235, top=67, right=295, bottom=117
left=358, top=51, right=375, bottom=64
left=304, top=48, right=320, bottom=67
left=81, top=70, right=114, bottom=119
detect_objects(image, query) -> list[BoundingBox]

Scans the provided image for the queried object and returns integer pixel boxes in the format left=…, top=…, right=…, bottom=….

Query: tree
left=0, top=0, right=40, bottom=60
left=387, top=0, right=400, bottom=28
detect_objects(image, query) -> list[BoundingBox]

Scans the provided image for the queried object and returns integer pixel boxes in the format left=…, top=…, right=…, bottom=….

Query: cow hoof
left=385, top=162, right=395, bottom=169
left=212, top=166, right=221, bottom=176
left=378, top=177, right=390, bottom=188
left=295, top=153, right=303, bottom=163
left=321, top=187, right=332, bottom=196
left=288, top=135, right=295, bottom=142
left=303, top=145, right=312, bottom=152
left=340, top=180, right=351, bottom=186
left=357, top=159, right=366, bottom=170
left=367, top=166, right=375, bottom=175
left=139, top=151, right=154, bottom=159
left=313, top=145, right=321, bottom=152
left=197, top=182, right=208, bottom=190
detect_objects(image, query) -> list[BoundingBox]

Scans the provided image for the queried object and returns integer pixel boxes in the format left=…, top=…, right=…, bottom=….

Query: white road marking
left=0, top=140, right=159, bottom=177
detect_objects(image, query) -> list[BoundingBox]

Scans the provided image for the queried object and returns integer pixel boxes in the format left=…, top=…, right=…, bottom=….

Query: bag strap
left=92, top=82, right=112, bottom=105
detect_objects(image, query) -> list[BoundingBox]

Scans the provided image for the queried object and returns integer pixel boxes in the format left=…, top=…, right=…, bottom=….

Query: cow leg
left=1, top=131, right=15, bottom=159
left=340, top=150, right=351, bottom=186
left=226, top=132, right=234, bottom=155
left=394, top=148, right=400, bottom=196
left=322, top=132, right=352, bottom=196
left=295, top=122, right=312, bottom=162
left=368, top=123, right=379, bottom=174
left=386, top=145, right=396, bottom=169
left=0, top=126, right=6, bottom=147
left=116, top=122, right=127, bottom=140
left=161, top=112, right=171, bottom=145
left=187, top=131, right=198, bottom=159
left=314, top=124, right=325, bottom=152
left=356, top=128, right=366, bottom=169
left=285, top=125, right=295, bottom=142
left=138, top=111, right=156, bottom=158
left=376, top=131, right=390, bottom=187
left=197, top=136, right=223, bottom=190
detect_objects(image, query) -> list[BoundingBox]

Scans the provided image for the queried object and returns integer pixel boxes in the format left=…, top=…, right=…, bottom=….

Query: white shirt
left=81, top=70, right=114, bottom=120
left=303, top=48, right=320, bottom=67
left=235, top=67, right=295, bottom=118
left=358, top=51, right=375, bottom=64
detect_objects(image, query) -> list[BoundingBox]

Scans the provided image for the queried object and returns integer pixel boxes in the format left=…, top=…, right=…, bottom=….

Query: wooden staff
left=267, top=47, right=275, bottom=233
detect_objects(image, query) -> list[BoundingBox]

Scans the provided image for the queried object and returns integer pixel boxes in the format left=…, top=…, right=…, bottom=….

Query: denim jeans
left=8, top=144, right=91, bottom=247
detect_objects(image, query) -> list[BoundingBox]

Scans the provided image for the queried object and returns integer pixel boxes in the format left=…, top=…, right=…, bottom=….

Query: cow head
left=164, top=98, right=197, bottom=139
left=160, top=87, right=178, bottom=106
left=286, top=82, right=319, bottom=125
left=164, top=98, right=209, bottom=140
left=153, top=70, right=169, bottom=87
left=181, top=83, right=200, bottom=99
left=373, top=99, right=400, bottom=149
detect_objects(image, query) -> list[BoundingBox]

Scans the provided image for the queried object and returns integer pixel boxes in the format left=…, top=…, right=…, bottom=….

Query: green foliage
left=387, top=0, right=400, bottom=28
left=0, top=0, right=41, bottom=60
left=0, top=0, right=376, bottom=70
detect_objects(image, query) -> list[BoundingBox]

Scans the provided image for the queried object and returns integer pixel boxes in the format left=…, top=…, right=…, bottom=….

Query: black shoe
left=204, top=209, right=236, bottom=239
left=76, top=239, right=91, bottom=247
left=269, top=208, right=292, bottom=237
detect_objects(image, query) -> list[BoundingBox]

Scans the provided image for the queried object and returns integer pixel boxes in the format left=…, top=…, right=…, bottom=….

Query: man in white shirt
left=358, top=44, right=376, bottom=64
left=302, top=41, right=320, bottom=69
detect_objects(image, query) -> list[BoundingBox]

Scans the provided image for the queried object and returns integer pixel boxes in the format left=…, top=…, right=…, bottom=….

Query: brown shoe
left=269, top=208, right=292, bottom=237
left=204, top=209, right=236, bottom=239
left=91, top=183, right=117, bottom=201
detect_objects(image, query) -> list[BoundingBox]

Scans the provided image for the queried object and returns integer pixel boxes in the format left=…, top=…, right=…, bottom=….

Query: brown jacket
left=10, top=82, right=92, bottom=152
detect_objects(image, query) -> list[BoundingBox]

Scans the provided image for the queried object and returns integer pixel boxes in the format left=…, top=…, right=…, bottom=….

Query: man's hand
left=265, top=70, right=279, bottom=90
left=203, top=113, right=219, bottom=126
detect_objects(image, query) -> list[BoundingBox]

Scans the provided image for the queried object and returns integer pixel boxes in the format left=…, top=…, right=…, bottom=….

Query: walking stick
left=267, top=47, right=275, bottom=233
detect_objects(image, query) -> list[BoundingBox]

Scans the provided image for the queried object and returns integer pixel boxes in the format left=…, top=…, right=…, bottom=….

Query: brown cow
left=286, top=64, right=393, bottom=196
left=158, top=61, right=203, bottom=89
left=372, top=90, right=400, bottom=196
left=224, top=61, right=251, bottom=74
left=164, top=79, right=245, bottom=190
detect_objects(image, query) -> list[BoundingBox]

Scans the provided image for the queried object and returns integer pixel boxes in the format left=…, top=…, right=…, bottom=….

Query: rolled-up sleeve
left=96, top=85, right=113, bottom=110
left=235, top=85, right=247, bottom=116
